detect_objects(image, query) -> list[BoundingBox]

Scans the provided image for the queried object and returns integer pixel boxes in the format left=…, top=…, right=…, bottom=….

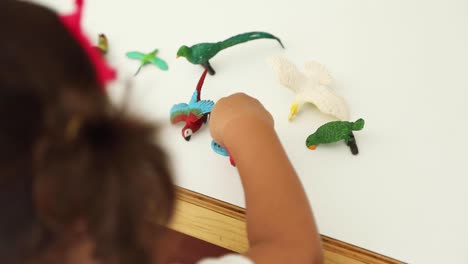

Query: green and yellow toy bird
left=96, top=34, right=108, bottom=55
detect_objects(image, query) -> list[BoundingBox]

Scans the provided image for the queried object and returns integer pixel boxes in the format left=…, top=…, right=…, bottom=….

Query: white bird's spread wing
left=268, top=56, right=306, bottom=94
left=304, top=61, right=332, bottom=86
left=269, top=57, right=350, bottom=120
left=300, top=61, right=348, bottom=120
left=300, top=85, right=350, bottom=121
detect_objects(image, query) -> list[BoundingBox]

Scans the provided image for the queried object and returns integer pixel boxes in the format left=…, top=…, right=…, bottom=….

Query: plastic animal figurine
left=306, top=118, right=365, bottom=155
left=269, top=56, right=349, bottom=121
left=211, top=140, right=236, bottom=167
left=126, top=49, right=168, bottom=76
left=95, top=34, right=108, bottom=55
left=177, top=31, right=285, bottom=75
left=170, top=69, right=214, bottom=141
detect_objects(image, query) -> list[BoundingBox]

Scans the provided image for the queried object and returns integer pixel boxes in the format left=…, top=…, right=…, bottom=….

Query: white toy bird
left=268, top=56, right=350, bottom=121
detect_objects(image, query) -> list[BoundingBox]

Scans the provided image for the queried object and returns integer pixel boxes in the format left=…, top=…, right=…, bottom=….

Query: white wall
left=29, top=0, right=468, bottom=263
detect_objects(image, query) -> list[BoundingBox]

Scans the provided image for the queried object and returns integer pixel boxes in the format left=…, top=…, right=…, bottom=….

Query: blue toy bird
left=170, top=69, right=214, bottom=141
left=211, top=140, right=236, bottom=166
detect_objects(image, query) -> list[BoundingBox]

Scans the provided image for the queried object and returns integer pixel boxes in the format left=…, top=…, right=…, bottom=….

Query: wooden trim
left=175, top=187, right=246, bottom=221
left=169, top=187, right=405, bottom=264
left=321, top=236, right=404, bottom=264
left=169, top=187, right=249, bottom=253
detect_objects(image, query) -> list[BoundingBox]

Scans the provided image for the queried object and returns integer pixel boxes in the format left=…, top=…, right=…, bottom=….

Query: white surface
left=30, top=0, right=468, bottom=263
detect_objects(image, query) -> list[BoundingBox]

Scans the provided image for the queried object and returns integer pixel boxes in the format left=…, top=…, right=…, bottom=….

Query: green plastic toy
left=306, top=119, right=365, bottom=155
left=126, top=49, right=168, bottom=76
left=176, top=31, right=284, bottom=75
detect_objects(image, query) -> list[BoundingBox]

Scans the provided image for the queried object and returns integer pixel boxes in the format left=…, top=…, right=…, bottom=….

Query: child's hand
left=209, top=93, right=274, bottom=147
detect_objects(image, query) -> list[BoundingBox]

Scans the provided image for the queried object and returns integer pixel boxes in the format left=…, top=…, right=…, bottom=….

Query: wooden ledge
left=169, top=187, right=405, bottom=264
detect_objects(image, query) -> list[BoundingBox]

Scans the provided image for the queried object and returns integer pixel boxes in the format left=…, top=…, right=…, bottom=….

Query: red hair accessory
left=60, top=0, right=116, bottom=88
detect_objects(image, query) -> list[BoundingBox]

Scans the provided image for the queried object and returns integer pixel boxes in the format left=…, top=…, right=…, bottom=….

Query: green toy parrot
left=177, top=31, right=285, bottom=75
left=306, top=118, right=365, bottom=155
left=126, top=49, right=168, bottom=76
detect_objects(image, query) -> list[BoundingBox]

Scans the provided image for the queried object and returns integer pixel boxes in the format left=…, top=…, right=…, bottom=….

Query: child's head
left=0, top=1, right=174, bottom=263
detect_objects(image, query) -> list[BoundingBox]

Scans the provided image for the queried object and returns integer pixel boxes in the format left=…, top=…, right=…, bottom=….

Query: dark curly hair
left=0, top=1, right=175, bottom=263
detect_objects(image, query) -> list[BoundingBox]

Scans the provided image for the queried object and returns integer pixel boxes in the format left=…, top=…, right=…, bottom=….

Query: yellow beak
left=308, top=145, right=317, bottom=150
left=288, top=102, right=299, bottom=121
left=176, top=55, right=180, bottom=59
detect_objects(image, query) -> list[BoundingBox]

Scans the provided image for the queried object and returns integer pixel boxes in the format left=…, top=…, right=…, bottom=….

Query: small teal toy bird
left=170, top=69, right=214, bottom=141
left=126, top=49, right=168, bottom=76
left=306, top=118, right=365, bottom=155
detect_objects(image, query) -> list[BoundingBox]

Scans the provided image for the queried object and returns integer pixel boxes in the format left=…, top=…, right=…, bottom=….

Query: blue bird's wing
left=171, top=100, right=214, bottom=124
left=188, top=89, right=199, bottom=104
left=170, top=103, right=190, bottom=124
left=191, top=100, right=214, bottom=115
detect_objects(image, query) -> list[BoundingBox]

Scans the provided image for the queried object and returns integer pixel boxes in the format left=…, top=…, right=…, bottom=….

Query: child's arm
left=210, top=93, right=323, bottom=264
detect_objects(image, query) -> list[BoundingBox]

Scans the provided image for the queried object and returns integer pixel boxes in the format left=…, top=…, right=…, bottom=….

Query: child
left=0, top=1, right=323, bottom=263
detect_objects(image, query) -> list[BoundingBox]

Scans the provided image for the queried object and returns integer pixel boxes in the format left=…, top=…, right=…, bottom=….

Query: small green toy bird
left=177, top=31, right=285, bottom=75
left=306, top=119, right=365, bottom=155
left=126, top=49, right=168, bottom=76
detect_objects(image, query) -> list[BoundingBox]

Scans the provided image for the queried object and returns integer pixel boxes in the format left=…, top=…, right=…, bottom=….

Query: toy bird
left=170, top=69, right=214, bottom=141
left=60, top=0, right=116, bottom=86
left=95, top=34, right=108, bottom=55
left=177, top=31, right=285, bottom=75
left=126, top=49, right=168, bottom=76
left=306, top=118, right=365, bottom=155
left=269, top=56, right=349, bottom=121
left=211, top=140, right=236, bottom=167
